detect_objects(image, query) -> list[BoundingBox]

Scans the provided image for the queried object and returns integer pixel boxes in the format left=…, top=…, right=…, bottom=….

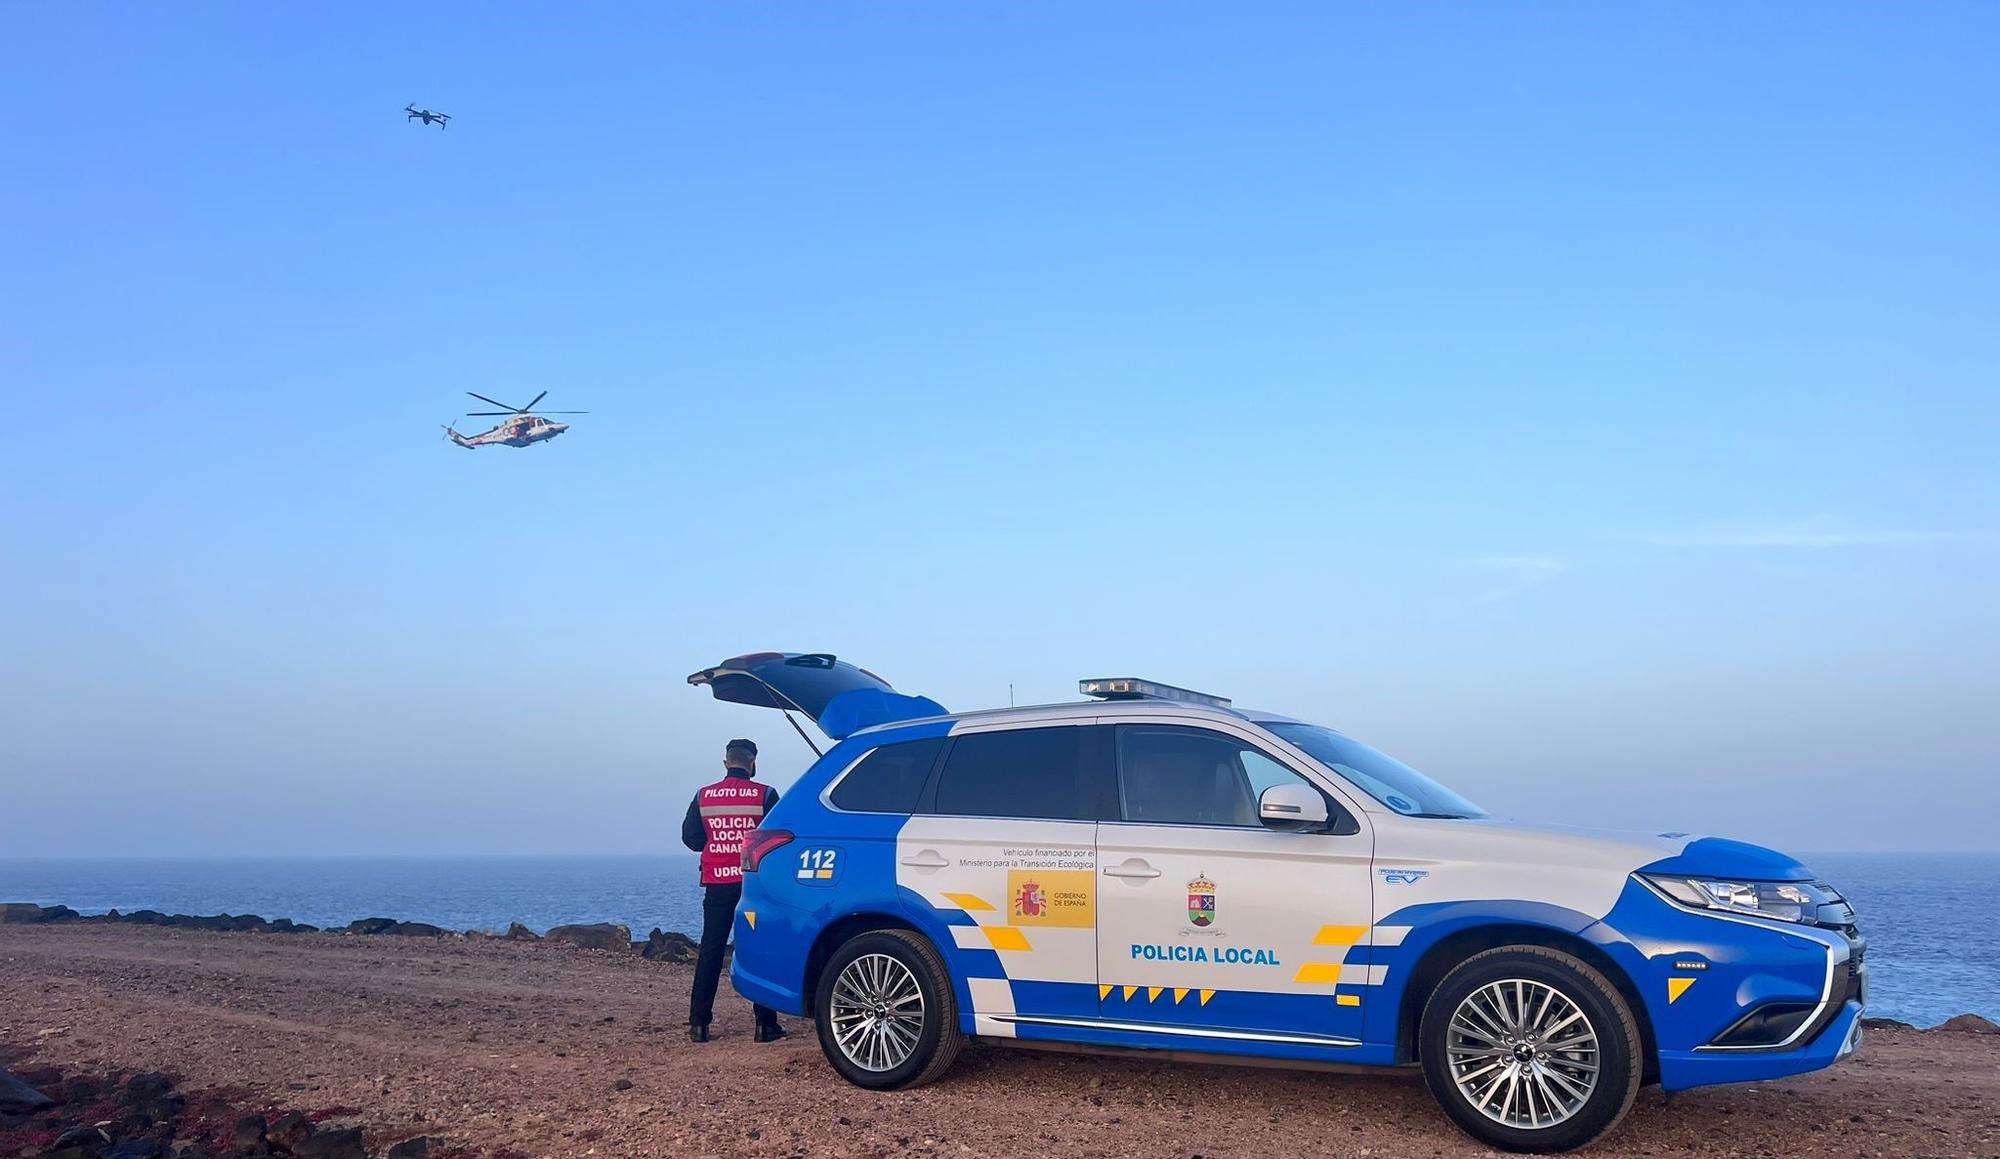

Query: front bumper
left=1657, top=998, right=1864, bottom=1090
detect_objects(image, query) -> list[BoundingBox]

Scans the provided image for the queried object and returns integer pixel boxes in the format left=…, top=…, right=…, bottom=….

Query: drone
left=405, top=104, right=451, bottom=128
left=444, top=392, right=586, bottom=449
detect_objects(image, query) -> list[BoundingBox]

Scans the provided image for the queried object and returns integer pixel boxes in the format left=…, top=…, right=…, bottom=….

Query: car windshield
left=1264, top=722, right=1486, bottom=819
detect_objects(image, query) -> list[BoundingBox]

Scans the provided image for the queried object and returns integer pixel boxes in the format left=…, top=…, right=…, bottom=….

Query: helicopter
left=405, top=103, right=451, bottom=128
left=444, top=392, right=586, bottom=449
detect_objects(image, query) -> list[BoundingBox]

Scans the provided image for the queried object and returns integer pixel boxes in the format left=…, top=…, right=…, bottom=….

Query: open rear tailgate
left=687, top=652, right=946, bottom=739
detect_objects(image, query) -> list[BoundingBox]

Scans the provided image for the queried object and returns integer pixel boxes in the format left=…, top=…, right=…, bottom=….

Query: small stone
left=385, top=1139, right=430, bottom=1159
left=233, top=1113, right=268, bottom=1149
left=269, top=1110, right=315, bottom=1150
left=0, top=1066, right=55, bottom=1112
left=613, top=1079, right=633, bottom=1091
left=295, top=1126, right=367, bottom=1159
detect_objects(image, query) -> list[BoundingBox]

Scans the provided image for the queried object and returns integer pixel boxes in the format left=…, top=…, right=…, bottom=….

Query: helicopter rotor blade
left=463, top=411, right=515, bottom=416
left=465, top=391, right=519, bottom=411
left=521, top=390, right=549, bottom=412
left=536, top=410, right=589, bottom=414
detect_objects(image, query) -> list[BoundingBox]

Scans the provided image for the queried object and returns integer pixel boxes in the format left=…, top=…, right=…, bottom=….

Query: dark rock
left=640, top=928, right=698, bottom=962
left=53, top=1125, right=114, bottom=1154
left=126, top=1072, right=174, bottom=1099
left=346, top=917, right=400, bottom=936
left=387, top=922, right=444, bottom=938
left=1861, top=1016, right=1914, bottom=1030
left=294, top=1127, right=366, bottom=1159
left=545, top=922, right=632, bottom=953
left=0, top=1065, right=56, bottom=1112
left=503, top=922, right=540, bottom=941
left=179, top=913, right=266, bottom=933
left=385, top=1138, right=430, bottom=1159
left=268, top=1110, right=314, bottom=1150
left=612, top=1078, right=633, bottom=1091
left=1937, top=1012, right=2000, bottom=1033
left=0, top=901, right=79, bottom=923
left=105, top=1142, right=169, bottom=1159
left=125, top=909, right=171, bottom=925
left=233, top=1113, right=268, bottom=1150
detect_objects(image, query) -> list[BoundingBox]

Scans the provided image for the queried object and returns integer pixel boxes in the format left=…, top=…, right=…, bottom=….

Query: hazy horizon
left=5, top=5, right=1995, bottom=858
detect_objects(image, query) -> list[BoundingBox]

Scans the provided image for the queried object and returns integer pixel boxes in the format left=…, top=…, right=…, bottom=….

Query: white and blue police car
left=689, top=653, right=1866, bottom=1153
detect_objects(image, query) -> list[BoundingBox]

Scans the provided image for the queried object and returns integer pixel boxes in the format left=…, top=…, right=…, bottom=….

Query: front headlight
left=1642, top=874, right=1841, bottom=925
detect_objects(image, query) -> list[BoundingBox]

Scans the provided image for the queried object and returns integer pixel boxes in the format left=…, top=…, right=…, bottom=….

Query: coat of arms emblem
left=1014, top=879, right=1047, bottom=920
left=1187, top=874, right=1216, bottom=928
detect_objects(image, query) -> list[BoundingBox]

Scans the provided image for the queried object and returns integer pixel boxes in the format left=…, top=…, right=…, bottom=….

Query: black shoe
left=688, top=1024, right=710, bottom=1043
left=754, top=1023, right=788, bottom=1043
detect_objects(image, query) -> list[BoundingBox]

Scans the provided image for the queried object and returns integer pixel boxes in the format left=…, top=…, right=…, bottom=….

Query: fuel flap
left=686, top=652, right=947, bottom=740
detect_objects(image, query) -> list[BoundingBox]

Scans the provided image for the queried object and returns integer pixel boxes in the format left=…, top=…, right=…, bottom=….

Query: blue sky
left=3, top=4, right=1995, bottom=857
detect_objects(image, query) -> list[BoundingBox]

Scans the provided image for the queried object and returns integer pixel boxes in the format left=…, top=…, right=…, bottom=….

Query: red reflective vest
left=696, top=775, right=775, bottom=885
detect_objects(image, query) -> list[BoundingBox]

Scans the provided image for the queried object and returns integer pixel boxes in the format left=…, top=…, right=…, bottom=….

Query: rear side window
left=829, top=737, right=944, bottom=814
left=930, top=725, right=1115, bottom=821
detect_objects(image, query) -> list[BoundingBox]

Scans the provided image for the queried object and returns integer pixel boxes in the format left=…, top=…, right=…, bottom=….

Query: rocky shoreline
left=0, top=902, right=698, bottom=963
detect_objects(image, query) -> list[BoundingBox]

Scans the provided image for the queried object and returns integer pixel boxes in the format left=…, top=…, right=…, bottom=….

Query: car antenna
left=782, top=710, right=824, bottom=758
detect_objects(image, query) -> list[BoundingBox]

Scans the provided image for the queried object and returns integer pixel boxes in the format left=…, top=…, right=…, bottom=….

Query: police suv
left=689, top=653, right=1866, bottom=1153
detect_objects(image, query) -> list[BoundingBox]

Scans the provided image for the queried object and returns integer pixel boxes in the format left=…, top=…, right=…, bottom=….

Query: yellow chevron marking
left=1099, top=984, right=1113, bottom=1000
left=983, top=926, right=1030, bottom=951
left=1199, top=989, right=1216, bottom=1005
left=1173, top=988, right=1190, bottom=1004
left=1337, top=993, right=1361, bottom=1007
left=743, top=911, right=756, bottom=930
left=1122, top=985, right=1139, bottom=1001
left=1312, top=925, right=1369, bottom=946
left=1668, top=976, right=1697, bottom=1003
left=943, top=893, right=994, bottom=912
left=1293, top=962, right=1343, bottom=985
left=1147, top=986, right=1164, bottom=1002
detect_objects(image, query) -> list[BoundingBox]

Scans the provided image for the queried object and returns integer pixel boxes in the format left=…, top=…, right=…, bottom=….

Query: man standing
left=681, top=738, right=786, bottom=1043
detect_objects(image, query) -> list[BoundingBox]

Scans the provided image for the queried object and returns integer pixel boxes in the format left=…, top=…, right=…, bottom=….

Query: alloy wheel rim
left=829, top=953, right=925, bottom=1072
left=1446, top=978, right=1601, bottom=1129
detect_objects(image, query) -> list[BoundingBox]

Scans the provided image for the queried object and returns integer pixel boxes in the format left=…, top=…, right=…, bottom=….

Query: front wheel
left=1418, top=946, right=1644, bottom=1153
left=814, top=928, right=964, bottom=1090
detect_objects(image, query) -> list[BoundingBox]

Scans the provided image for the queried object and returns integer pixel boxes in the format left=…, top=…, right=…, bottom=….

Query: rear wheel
left=1418, top=946, right=1643, bottom=1153
left=814, top=929, right=964, bottom=1090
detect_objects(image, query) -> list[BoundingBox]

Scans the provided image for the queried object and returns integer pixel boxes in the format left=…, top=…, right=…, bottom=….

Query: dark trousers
left=689, top=882, right=777, bottom=1029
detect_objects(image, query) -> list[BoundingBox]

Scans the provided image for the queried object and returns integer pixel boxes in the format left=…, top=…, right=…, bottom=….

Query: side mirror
left=1259, top=783, right=1330, bottom=833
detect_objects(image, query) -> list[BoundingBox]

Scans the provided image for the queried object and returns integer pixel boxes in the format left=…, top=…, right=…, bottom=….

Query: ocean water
left=1, top=851, right=1993, bottom=1027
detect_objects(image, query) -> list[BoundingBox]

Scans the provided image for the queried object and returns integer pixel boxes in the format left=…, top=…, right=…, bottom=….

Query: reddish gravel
left=2, top=923, right=1994, bottom=1157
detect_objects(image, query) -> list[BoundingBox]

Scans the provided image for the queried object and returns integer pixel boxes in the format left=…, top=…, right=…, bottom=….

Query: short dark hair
left=725, top=739, right=758, bottom=760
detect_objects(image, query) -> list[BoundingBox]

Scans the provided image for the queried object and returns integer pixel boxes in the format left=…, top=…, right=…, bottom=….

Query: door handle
left=1103, top=859, right=1161, bottom=880
left=900, top=850, right=949, bottom=869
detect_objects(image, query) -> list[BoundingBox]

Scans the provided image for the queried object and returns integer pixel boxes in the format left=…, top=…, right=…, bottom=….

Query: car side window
left=828, top=737, right=944, bottom=814
left=929, top=725, right=1115, bottom=821
left=1116, top=725, right=1312, bottom=827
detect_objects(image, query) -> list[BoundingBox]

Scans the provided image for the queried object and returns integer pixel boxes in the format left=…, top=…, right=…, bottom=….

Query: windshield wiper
left=1404, top=812, right=1470, bottom=819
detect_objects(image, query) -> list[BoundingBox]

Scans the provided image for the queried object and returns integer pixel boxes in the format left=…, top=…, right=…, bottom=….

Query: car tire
left=814, top=928, right=964, bottom=1090
left=1418, top=945, right=1644, bottom=1153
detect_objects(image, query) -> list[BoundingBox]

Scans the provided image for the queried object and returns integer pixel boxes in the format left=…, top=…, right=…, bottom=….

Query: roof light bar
left=1079, top=677, right=1232, bottom=708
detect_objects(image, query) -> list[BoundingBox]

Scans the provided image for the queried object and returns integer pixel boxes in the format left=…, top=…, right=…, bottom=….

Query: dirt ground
left=1, top=924, right=1993, bottom=1158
